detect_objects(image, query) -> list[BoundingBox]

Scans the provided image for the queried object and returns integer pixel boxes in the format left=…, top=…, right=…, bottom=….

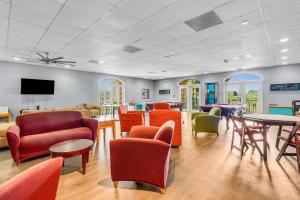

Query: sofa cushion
left=17, top=111, right=83, bottom=136
left=20, top=127, right=92, bottom=156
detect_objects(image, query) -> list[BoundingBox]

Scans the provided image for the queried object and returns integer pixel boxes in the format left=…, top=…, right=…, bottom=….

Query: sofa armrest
left=191, top=112, right=208, bottom=120
left=110, top=138, right=170, bottom=187
left=129, top=125, right=160, bottom=139
left=6, top=126, right=21, bottom=164
left=82, top=118, right=98, bottom=141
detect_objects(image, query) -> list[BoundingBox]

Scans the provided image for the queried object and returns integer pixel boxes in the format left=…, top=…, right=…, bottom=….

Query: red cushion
left=154, top=120, right=175, bottom=144
left=234, top=127, right=261, bottom=135
left=20, top=127, right=92, bottom=158
left=17, top=111, right=83, bottom=136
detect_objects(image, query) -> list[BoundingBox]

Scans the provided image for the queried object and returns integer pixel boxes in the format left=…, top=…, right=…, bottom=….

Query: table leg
left=262, top=125, right=268, bottom=161
left=97, top=127, right=100, bottom=144
left=226, top=116, right=230, bottom=130
left=82, top=152, right=88, bottom=175
left=112, top=122, right=116, bottom=139
left=275, top=125, right=283, bottom=150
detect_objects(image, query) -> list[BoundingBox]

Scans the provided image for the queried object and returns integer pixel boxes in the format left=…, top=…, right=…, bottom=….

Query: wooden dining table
left=242, top=113, right=300, bottom=161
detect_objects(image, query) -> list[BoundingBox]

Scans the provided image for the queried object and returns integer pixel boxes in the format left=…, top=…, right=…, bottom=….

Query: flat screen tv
left=21, top=78, right=55, bottom=95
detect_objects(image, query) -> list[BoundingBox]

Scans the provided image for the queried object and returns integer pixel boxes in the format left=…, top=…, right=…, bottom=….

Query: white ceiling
left=0, top=0, right=299, bottom=79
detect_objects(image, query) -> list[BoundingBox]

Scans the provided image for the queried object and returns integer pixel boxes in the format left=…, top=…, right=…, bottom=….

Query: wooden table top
left=243, top=113, right=300, bottom=125
left=94, top=117, right=117, bottom=123
left=0, top=113, right=10, bottom=117
left=49, top=139, right=93, bottom=154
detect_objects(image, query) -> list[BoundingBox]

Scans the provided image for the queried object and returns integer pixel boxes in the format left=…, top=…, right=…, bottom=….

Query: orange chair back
left=149, top=110, right=181, bottom=147
left=153, top=103, right=170, bottom=110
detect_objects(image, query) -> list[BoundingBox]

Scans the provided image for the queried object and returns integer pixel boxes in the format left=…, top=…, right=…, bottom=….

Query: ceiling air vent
left=123, top=45, right=142, bottom=53
left=184, top=11, right=223, bottom=32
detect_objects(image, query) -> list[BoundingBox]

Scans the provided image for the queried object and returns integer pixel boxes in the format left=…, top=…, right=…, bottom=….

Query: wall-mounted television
left=21, top=78, right=55, bottom=95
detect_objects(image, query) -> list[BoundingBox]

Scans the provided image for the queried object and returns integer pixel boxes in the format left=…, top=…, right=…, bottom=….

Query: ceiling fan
left=21, top=52, right=76, bottom=67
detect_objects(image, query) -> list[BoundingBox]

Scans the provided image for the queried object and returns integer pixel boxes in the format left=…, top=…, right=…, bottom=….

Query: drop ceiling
left=0, top=0, right=299, bottom=79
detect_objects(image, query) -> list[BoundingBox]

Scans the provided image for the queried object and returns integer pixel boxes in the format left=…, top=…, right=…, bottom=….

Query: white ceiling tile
left=156, top=0, right=176, bottom=6
left=260, top=0, right=285, bottom=8
left=263, top=0, right=300, bottom=21
left=168, top=0, right=213, bottom=21
left=126, top=21, right=158, bottom=38
left=215, top=0, right=259, bottom=21
left=9, top=19, right=45, bottom=37
left=225, top=11, right=264, bottom=32
left=120, top=0, right=164, bottom=20
left=131, top=32, right=173, bottom=49
left=49, top=20, right=84, bottom=37
left=0, top=1, right=10, bottom=17
left=108, top=31, right=139, bottom=45
left=101, top=8, right=140, bottom=29
left=162, top=23, right=194, bottom=38
left=13, top=0, right=62, bottom=18
left=209, top=0, right=233, bottom=8
left=144, top=8, right=181, bottom=31
left=0, top=15, right=8, bottom=28
left=67, top=0, right=113, bottom=19
left=57, top=6, right=97, bottom=29
left=80, top=21, right=123, bottom=42
left=105, top=0, right=122, bottom=6
left=10, top=5, right=53, bottom=28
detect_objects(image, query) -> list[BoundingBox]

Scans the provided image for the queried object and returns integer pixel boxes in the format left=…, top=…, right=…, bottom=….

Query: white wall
left=154, top=64, right=300, bottom=112
left=0, top=61, right=154, bottom=116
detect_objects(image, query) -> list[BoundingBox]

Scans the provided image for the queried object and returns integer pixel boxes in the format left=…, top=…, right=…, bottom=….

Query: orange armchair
left=110, top=121, right=175, bottom=193
left=149, top=110, right=182, bottom=147
left=0, top=158, right=63, bottom=200
left=118, top=105, right=145, bottom=133
left=153, top=102, right=170, bottom=110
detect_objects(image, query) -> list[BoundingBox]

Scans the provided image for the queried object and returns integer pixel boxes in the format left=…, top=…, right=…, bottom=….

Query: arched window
left=99, top=78, right=125, bottom=106
left=224, top=72, right=262, bottom=113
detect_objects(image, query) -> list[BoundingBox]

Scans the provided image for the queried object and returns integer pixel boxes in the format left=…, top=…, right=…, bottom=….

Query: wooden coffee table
left=96, top=118, right=117, bottom=143
left=49, top=139, right=94, bottom=175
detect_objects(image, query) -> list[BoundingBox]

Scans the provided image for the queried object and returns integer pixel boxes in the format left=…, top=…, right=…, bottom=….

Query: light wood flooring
left=1, top=112, right=300, bottom=200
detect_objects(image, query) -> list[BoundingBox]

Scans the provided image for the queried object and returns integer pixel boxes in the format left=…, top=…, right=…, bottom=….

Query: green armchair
left=191, top=107, right=221, bottom=136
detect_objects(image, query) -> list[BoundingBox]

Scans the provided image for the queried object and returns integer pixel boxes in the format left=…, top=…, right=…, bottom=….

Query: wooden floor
left=1, top=113, right=300, bottom=200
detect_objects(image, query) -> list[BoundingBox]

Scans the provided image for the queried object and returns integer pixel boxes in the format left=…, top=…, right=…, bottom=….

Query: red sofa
left=149, top=110, right=182, bottom=147
left=7, top=111, right=98, bottom=165
left=110, top=121, right=175, bottom=193
left=0, top=158, right=63, bottom=200
left=153, top=102, right=170, bottom=110
left=118, top=105, right=145, bottom=133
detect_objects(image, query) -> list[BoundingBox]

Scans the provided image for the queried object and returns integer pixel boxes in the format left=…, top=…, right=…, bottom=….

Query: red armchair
left=149, top=110, right=182, bottom=147
left=153, top=102, right=170, bottom=110
left=7, top=111, right=98, bottom=165
left=118, top=105, right=145, bottom=133
left=0, top=158, right=63, bottom=200
left=110, top=121, right=175, bottom=193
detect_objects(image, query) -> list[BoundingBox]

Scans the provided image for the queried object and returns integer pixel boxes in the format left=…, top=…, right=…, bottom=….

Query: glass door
left=192, top=87, right=200, bottom=111
left=180, top=87, right=188, bottom=111
left=225, top=84, right=242, bottom=105
left=244, top=83, right=260, bottom=113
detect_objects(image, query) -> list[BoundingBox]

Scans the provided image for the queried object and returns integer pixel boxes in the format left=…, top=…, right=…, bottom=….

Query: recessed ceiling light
left=281, top=56, right=288, bottom=60
left=280, top=38, right=289, bottom=43
left=245, top=54, right=251, bottom=58
left=241, top=20, right=249, bottom=25
left=99, top=60, right=104, bottom=64
left=282, top=61, right=288, bottom=65
left=280, top=49, right=289, bottom=53
left=204, top=72, right=208, bottom=74
left=64, top=65, right=71, bottom=68
left=233, top=56, right=240, bottom=60
left=13, top=57, right=21, bottom=61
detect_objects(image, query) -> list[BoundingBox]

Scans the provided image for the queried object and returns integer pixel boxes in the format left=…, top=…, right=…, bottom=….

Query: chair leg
left=240, top=132, right=245, bottom=158
left=113, top=181, right=118, bottom=188
left=230, top=129, right=234, bottom=151
left=159, top=187, right=166, bottom=194
left=296, top=143, right=300, bottom=173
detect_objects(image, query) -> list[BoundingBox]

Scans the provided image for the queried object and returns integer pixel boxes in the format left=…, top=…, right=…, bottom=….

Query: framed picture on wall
left=142, top=89, right=150, bottom=99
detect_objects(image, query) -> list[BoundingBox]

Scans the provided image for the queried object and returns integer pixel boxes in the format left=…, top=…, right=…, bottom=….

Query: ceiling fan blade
left=36, top=52, right=45, bottom=59
left=49, top=57, right=64, bottom=61
left=54, top=61, right=76, bottom=63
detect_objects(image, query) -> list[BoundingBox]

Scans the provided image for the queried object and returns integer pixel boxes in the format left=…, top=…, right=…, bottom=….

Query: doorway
left=178, top=79, right=201, bottom=112
left=224, top=72, right=262, bottom=113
